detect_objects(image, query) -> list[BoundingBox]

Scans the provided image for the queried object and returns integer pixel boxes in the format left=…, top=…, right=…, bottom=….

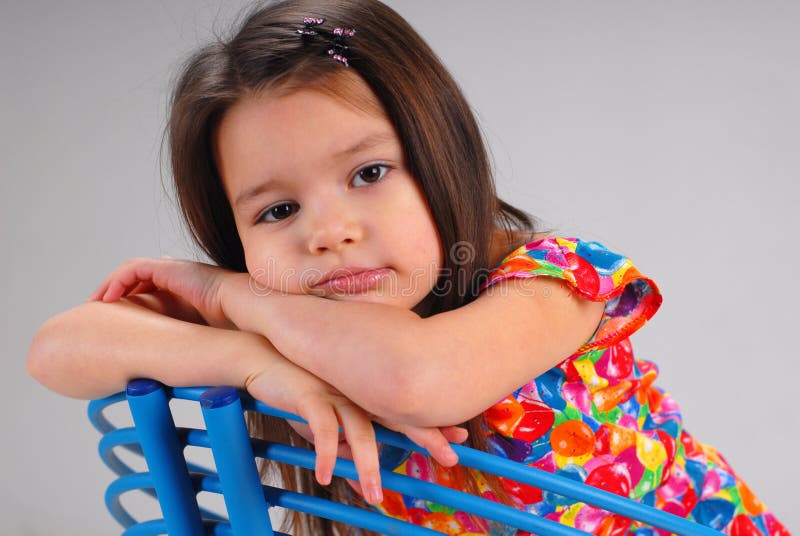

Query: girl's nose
left=306, top=206, right=364, bottom=254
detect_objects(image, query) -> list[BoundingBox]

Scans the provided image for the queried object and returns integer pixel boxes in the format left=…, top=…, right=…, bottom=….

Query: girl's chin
left=255, top=281, right=426, bottom=310
left=320, top=292, right=421, bottom=310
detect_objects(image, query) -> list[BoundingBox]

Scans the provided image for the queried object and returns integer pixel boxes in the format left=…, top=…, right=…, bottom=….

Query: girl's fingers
left=111, top=281, right=159, bottom=301
left=96, top=275, right=133, bottom=302
left=88, top=277, right=114, bottom=301
left=103, top=279, right=137, bottom=302
left=335, top=443, right=366, bottom=497
left=101, top=260, right=166, bottom=302
left=128, top=281, right=158, bottom=296
left=87, top=284, right=105, bottom=301
left=335, top=403, right=383, bottom=505
left=407, top=427, right=459, bottom=467
left=376, top=420, right=463, bottom=467
left=440, top=425, right=469, bottom=444
left=89, top=258, right=170, bottom=302
left=302, top=400, right=340, bottom=486
left=106, top=262, right=159, bottom=302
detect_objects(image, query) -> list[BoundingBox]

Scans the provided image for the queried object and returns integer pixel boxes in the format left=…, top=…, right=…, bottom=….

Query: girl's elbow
left=27, top=316, right=63, bottom=391
left=27, top=312, right=98, bottom=399
left=353, top=361, right=422, bottom=424
left=383, top=369, right=424, bottom=421
left=375, top=365, right=452, bottom=427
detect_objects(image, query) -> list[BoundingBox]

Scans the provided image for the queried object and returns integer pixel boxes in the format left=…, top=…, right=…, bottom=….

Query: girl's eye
left=255, top=165, right=390, bottom=224
left=352, top=164, right=390, bottom=186
left=257, top=202, right=298, bottom=223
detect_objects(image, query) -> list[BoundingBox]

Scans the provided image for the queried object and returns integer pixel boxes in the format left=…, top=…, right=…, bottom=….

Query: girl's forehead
left=269, top=69, right=385, bottom=117
left=214, top=76, right=403, bottom=204
left=218, top=71, right=393, bottom=151
left=218, top=85, right=397, bottom=160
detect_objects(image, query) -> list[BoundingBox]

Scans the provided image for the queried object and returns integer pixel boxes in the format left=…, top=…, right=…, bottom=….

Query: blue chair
left=88, top=379, right=723, bottom=535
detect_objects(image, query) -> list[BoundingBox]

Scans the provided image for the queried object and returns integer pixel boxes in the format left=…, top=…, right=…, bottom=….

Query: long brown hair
left=163, top=0, right=538, bottom=533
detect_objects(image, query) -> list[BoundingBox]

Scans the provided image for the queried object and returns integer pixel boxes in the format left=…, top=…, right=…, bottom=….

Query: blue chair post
left=200, top=386, right=273, bottom=536
left=125, top=379, right=205, bottom=535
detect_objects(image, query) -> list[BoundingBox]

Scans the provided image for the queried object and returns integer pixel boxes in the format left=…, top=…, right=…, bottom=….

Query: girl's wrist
left=219, top=271, right=259, bottom=332
left=221, top=272, right=298, bottom=339
left=222, top=328, right=282, bottom=389
left=235, top=334, right=316, bottom=414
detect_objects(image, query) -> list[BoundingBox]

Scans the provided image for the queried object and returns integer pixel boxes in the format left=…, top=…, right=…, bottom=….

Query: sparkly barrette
left=296, top=17, right=356, bottom=67
left=328, top=27, right=356, bottom=67
left=296, top=17, right=325, bottom=36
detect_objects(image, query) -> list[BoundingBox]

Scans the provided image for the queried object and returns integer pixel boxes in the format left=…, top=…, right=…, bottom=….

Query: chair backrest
left=88, top=379, right=722, bottom=535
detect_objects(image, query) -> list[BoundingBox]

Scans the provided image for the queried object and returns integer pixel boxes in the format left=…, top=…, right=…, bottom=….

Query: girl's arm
left=26, top=295, right=462, bottom=503
left=88, top=259, right=604, bottom=428
left=27, top=295, right=247, bottom=399
left=220, top=274, right=605, bottom=427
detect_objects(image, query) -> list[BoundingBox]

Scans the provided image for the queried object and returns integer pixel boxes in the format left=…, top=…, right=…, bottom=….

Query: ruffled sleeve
left=478, top=237, right=662, bottom=353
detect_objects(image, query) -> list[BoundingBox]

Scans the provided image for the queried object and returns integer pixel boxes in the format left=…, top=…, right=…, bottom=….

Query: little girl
left=27, top=0, right=788, bottom=535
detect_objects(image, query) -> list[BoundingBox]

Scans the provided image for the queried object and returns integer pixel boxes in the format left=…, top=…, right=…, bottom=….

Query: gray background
left=3, top=1, right=797, bottom=533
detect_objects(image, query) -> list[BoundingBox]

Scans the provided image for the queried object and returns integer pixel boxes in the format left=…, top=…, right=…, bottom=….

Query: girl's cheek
left=246, top=269, right=276, bottom=296
left=245, top=255, right=284, bottom=293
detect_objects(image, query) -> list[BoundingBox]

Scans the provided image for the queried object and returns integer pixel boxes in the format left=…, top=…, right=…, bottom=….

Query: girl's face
left=214, top=77, right=444, bottom=311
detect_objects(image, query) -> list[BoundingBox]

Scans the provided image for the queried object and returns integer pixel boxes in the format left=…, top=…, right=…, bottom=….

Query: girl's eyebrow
left=233, top=130, right=396, bottom=210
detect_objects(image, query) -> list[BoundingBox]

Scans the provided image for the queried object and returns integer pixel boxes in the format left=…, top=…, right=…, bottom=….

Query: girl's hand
left=285, top=412, right=467, bottom=505
left=87, top=257, right=237, bottom=329
left=245, top=357, right=465, bottom=506
left=374, top=419, right=468, bottom=467
left=334, top=422, right=467, bottom=500
left=287, top=417, right=467, bottom=480
left=245, top=361, right=388, bottom=504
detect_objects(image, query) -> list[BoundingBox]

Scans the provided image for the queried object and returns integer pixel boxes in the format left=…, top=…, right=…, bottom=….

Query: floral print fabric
left=374, top=237, right=788, bottom=535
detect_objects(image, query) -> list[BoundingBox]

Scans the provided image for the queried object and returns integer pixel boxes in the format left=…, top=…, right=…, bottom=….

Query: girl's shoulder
left=481, top=235, right=662, bottom=352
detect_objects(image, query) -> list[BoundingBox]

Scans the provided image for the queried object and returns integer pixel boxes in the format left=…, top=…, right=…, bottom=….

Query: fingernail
left=366, top=483, right=383, bottom=504
left=319, top=470, right=332, bottom=486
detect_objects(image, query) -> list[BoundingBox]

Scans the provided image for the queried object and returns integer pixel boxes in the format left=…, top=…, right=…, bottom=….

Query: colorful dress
left=374, top=237, right=788, bottom=536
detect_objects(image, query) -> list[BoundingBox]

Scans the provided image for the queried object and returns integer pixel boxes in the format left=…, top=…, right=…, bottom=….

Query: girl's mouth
left=316, top=268, right=393, bottom=294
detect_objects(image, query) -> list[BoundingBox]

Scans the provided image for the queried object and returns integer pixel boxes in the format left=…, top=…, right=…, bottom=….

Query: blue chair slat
left=88, top=392, right=128, bottom=434
left=205, top=522, right=237, bottom=536
left=121, top=519, right=168, bottom=536
left=264, top=483, right=444, bottom=536
left=251, top=439, right=588, bottom=536
left=105, top=473, right=156, bottom=528
left=89, top=381, right=726, bottom=535
left=98, top=427, right=142, bottom=479
left=199, top=386, right=273, bottom=535
left=126, top=380, right=205, bottom=535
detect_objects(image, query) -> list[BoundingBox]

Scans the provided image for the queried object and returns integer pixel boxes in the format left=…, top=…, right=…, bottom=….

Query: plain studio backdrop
left=3, top=1, right=797, bottom=534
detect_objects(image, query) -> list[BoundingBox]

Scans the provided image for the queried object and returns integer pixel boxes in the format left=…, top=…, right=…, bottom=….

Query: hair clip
left=296, top=17, right=325, bottom=36
left=297, top=17, right=356, bottom=67
left=327, top=27, right=356, bottom=67
left=333, top=27, right=356, bottom=38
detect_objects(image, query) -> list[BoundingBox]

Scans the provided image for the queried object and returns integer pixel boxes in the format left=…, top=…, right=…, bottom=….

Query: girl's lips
left=317, top=268, right=393, bottom=294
